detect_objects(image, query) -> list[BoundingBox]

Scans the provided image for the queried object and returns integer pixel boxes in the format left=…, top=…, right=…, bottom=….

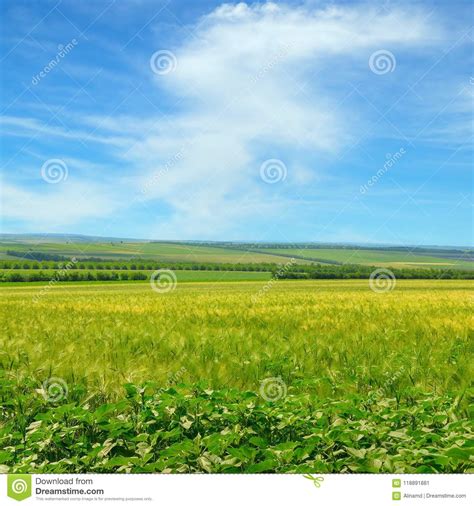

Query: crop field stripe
left=0, top=241, right=312, bottom=264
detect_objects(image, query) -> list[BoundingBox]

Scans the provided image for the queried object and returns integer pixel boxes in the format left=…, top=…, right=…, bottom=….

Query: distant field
left=0, top=241, right=311, bottom=264
left=258, top=247, right=474, bottom=270
left=2, top=240, right=472, bottom=270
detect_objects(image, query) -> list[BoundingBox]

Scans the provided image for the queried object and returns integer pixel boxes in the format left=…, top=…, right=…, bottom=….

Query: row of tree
left=273, top=265, right=474, bottom=279
left=0, top=259, right=276, bottom=272
left=1, top=264, right=472, bottom=282
left=2, top=271, right=148, bottom=282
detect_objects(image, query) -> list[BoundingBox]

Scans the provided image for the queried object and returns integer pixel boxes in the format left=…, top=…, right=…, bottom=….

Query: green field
left=258, top=247, right=474, bottom=270
left=0, top=241, right=311, bottom=264
left=1, top=279, right=472, bottom=473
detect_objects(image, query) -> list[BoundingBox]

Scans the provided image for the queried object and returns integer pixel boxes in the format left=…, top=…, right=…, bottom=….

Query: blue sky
left=0, top=0, right=472, bottom=246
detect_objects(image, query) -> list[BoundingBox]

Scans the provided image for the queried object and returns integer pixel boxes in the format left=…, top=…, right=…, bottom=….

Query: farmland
left=0, top=240, right=312, bottom=264
left=1, top=279, right=472, bottom=473
left=1, top=236, right=472, bottom=270
left=252, top=247, right=474, bottom=270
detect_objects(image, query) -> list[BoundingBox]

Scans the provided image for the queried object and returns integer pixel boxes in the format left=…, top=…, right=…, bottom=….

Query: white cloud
left=1, top=180, right=121, bottom=227
left=126, top=2, right=441, bottom=237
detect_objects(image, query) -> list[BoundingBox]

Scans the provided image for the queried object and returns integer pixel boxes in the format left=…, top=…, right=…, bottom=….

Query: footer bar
left=2, top=473, right=472, bottom=505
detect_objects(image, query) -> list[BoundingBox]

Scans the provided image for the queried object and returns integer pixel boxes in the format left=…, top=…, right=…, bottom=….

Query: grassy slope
left=258, top=247, right=473, bottom=270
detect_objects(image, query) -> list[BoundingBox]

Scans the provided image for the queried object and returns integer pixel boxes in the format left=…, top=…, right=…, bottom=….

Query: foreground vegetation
left=1, top=381, right=471, bottom=473
left=0, top=280, right=472, bottom=473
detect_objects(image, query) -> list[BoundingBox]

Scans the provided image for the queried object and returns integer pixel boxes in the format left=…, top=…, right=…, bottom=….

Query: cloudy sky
left=0, top=0, right=472, bottom=246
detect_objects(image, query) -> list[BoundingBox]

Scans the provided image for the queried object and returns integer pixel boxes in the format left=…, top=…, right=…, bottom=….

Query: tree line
left=2, top=271, right=148, bottom=283
left=0, top=259, right=472, bottom=282
left=276, top=264, right=473, bottom=280
left=0, top=259, right=274, bottom=272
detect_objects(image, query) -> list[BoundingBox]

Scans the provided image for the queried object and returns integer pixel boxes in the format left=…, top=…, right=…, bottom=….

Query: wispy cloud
left=124, top=2, right=442, bottom=236
left=0, top=115, right=130, bottom=147
left=1, top=179, right=122, bottom=227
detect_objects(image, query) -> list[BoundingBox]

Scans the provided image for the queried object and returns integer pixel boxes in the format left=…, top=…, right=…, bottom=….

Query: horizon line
left=0, top=232, right=472, bottom=251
